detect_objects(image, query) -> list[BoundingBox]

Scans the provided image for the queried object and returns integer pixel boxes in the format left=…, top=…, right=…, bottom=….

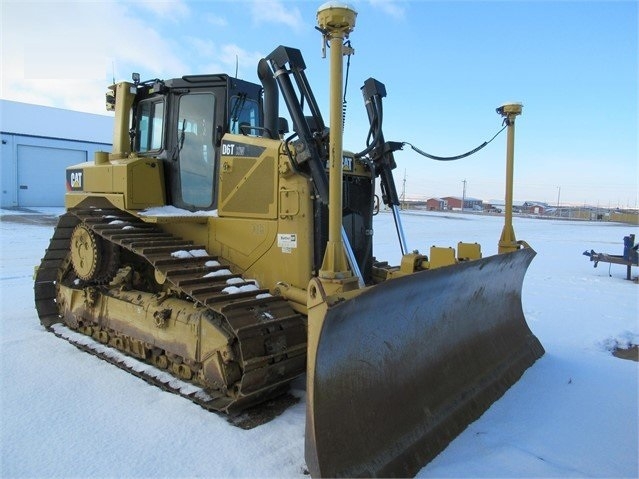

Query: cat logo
left=67, top=169, right=84, bottom=191
left=70, top=172, right=82, bottom=187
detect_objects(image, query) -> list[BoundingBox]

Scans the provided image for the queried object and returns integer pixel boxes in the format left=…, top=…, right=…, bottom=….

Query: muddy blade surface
left=305, top=247, right=544, bottom=478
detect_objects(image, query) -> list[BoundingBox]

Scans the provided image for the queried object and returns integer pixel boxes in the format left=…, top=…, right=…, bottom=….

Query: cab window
left=135, top=99, right=164, bottom=152
left=229, top=95, right=259, bottom=135
left=177, top=93, right=216, bottom=208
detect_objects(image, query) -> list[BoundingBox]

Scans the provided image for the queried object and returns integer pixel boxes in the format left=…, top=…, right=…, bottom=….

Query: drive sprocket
left=70, top=223, right=119, bottom=283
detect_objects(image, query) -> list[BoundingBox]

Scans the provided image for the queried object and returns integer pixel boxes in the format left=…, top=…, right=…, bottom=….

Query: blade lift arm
left=358, top=78, right=409, bottom=255
left=265, top=46, right=330, bottom=205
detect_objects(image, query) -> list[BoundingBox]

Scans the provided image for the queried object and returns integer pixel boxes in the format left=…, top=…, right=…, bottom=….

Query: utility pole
left=556, top=186, right=561, bottom=217
left=461, top=179, right=467, bottom=212
left=556, top=186, right=561, bottom=207
left=401, top=169, right=407, bottom=210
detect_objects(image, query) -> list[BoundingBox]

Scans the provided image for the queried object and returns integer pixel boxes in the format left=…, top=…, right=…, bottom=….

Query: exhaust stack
left=257, top=59, right=279, bottom=140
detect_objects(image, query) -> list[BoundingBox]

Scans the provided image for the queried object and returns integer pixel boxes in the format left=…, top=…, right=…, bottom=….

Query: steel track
left=34, top=208, right=305, bottom=428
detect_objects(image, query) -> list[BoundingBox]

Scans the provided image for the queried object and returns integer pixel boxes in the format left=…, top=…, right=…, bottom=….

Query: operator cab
left=131, top=75, right=263, bottom=211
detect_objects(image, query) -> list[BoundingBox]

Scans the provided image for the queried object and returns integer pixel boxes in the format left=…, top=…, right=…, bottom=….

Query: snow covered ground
left=1, top=208, right=637, bottom=478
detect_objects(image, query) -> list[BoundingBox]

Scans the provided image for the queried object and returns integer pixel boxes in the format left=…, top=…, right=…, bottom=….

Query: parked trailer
left=583, top=234, right=638, bottom=281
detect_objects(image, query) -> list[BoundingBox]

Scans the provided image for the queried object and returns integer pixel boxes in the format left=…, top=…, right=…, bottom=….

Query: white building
left=1, top=100, right=113, bottom=207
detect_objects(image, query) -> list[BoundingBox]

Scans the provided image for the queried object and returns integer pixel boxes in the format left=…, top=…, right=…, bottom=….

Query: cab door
left=174, top=92, right=217, bottom=209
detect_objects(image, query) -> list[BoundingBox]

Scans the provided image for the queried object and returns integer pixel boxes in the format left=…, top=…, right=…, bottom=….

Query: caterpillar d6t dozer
left=34, top=3, right=543, bottom=477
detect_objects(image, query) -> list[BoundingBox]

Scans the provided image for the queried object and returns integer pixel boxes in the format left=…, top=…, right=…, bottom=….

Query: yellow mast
left=497, top=102, right=523, bottom=254
left=316, top=2, right=357, bottom=280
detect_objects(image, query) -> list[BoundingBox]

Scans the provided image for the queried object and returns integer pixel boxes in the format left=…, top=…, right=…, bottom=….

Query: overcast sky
left=1, top=1, right=636, bottom=207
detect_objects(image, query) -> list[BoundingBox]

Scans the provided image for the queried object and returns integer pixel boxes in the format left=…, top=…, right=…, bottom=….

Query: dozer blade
left=305, top=247, right=544, bottom=478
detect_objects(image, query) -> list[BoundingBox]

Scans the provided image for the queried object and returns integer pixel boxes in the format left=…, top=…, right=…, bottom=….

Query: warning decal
left=277, top=233, right=297, bottom=253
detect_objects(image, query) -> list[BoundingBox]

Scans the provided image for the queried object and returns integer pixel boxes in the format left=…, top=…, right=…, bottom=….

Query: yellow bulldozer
left=34, top=3, right=543, bottom=477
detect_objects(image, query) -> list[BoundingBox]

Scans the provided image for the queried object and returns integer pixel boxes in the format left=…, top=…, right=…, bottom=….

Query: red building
left=523, top=201, right=549, bottom=215
left=426, top=198, right=447, bottom=211
left=443, top=196, right=483, bottom=210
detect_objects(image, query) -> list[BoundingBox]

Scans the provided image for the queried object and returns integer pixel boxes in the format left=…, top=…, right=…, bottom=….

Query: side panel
left=218, top=135, right=277, bottom=219
left=210, top=135, right=315, bottom=294
left=213, top=216, right=279, bottom=277
left=64, top=157, right=165, bottom=210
